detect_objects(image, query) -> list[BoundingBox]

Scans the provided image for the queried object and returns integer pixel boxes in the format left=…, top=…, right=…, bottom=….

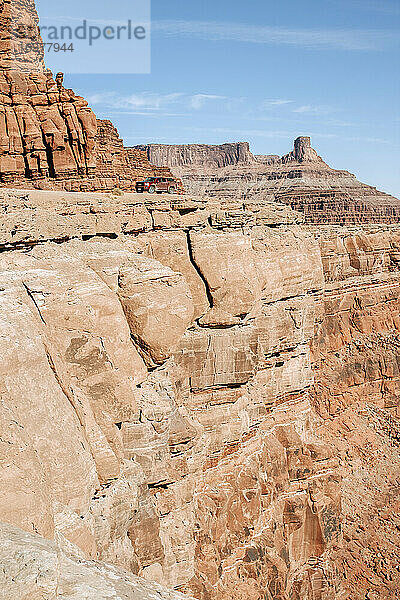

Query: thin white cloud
left=108, top=111, right=186, bottom=117
left=190, top=94, right=227, bottom=109
left=87, top=91, right=185, bottom=111
left=87, top=91, right=231, bottom=113
left=293, top=105, right=333, bottom=115
left=270, top=100, right=293, bottom=106
left=153, top=20, right=397, bottom=51
left=262, top=99, right=293, bottom=108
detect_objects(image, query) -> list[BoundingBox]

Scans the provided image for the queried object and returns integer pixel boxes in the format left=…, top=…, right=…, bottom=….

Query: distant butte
left=137, top=136, right=400, bottom=224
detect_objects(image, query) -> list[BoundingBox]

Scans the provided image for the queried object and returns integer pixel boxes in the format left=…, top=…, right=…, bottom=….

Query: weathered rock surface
left=0, top=69, right=180, bottom=191
left=0, top=521, right=195, bottom=600
left=188, top=230, right=262, bottom=326
left=1, top=0, right=399, bottom=597
left=0, top=186, right=399, bottom=599
left=0, top=0, right=45, bottom=73
left=118, top=256, right=194, bottom=364
left=0, top=187, right=301, bottom=249
left=139, top=136, right=400, bottom=224
left=0, top=1, right=180, bottom=191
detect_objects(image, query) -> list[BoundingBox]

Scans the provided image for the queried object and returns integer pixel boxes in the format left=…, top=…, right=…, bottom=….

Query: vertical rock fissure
left=186, top=230, right=213, bottom=309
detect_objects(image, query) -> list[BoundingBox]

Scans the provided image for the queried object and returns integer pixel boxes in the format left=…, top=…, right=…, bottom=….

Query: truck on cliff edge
left=135, top=177, right=178, bottom=194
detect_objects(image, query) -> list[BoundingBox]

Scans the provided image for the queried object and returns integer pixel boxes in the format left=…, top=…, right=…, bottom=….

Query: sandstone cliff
left=0, top=0, right=45, bottom=73
left=0, top=522, right=195, bottom=600
left=0, top=1, right=179, bottom=191
left=0, top=69, right=181, bottom=191
left=0, top=188, right=399, bottom=600
left=138, top=137, right=400, bottom=224
left=0, top=2, right=399, bottom=598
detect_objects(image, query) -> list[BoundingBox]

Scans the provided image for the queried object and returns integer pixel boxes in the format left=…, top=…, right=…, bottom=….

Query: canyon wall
left=0, top=3, right=399, bottom=599
left=138, top=137, right=400, bottom=224
left=0, top=69, right=180, bottom=191
left=0, top=69, right=98, bottom=185
left=0, top=188, right=399, bottom=600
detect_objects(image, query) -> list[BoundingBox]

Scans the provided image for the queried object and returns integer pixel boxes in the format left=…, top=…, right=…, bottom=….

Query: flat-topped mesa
left=136, top=141, right=257, bottom=169
left=138, top=137, right=325, bottom=173
left=0, top=0, right=45, bottom=73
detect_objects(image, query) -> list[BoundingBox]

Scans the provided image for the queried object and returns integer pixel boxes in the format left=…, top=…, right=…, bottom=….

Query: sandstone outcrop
left=0, top=69, right=98, bottom=185
left=0, top=186, right=399, bottom=599
left=118, top=256, right=194, bottom=364
left=139, top=136, right=400, bottom=224
left=0, top=2, right=181, bottom=191
left=0, top=70, right=181, bottom=191
left=0, top=0, right=45, bottom=73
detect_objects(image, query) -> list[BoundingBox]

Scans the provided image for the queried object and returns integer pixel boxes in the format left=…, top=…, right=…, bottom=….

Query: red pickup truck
left=135, top=177, right=178, bottom=194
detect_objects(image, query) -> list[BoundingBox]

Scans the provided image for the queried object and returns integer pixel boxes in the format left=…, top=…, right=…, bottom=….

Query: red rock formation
left=0, top=70, right=181, bottom=192
left=0, top=69, right=98, bottom=186
left=309, top=227, right=400, bottom=599
left=139, top=137, right=400, bottom=224
left=0, top=0, right=45, bottom=73
left=0, top=2, right=399, bottom=599
left=0, top=1, right=179, bottom=192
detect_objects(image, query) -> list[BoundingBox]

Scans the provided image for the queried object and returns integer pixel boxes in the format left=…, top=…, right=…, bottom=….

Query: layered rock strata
left=0, top=1, right=180, bottom=191
left=137, top=141, right=257, bottom=169
left=0, top=69, right=98, bottom=185
left=0, top=522, right=195, bottom=600
left=0, top=70, right=180, bottom=191
left=138, top=136, right=400, bottom=224
left=0, top=0, right=45, bottom=73
left=0, top=187, right=399, bottom=600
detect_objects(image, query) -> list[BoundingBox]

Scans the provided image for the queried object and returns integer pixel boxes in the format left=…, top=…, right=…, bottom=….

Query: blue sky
left=37, top=0, right=400, bottom=197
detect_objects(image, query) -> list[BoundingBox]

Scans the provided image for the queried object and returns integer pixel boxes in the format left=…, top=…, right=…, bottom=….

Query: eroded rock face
left=118, top=256, right=194, bottom=365
left=188, top=231, right=262, bottom=326
left=137, top=142, right=257, bottom=169
left=0, top=70, right=181, bottom=191
left=0, top=521, right=195, bottom=600
left=140, top=231, right=210, bottom=320
left=282, top=136, right=322, bottom=164
left=0, top=0, right=45, bottom=73
left=0, top=189, right=399, bottom=599
left=0, top=1, right=180, bottom=191
left=0, top=69, right=98, bottom=184
left=0, top=267, right=98, bottom=535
